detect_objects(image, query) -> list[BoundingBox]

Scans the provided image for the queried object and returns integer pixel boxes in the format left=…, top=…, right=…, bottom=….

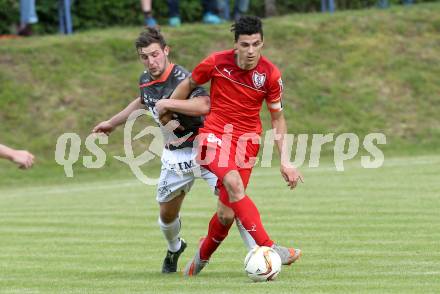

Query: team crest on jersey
left=252, top=71, right=266, bottom=89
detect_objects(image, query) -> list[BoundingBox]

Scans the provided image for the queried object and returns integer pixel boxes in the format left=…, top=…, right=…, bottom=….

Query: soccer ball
left=244, top=246, right=282, bottom=282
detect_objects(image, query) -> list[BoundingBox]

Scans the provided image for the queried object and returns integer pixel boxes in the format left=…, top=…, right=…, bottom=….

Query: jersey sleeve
left=189, top=86, right=209, bottom=99
left=172, top=65, right=209, bottom=99
left=191, top=53, right=216, bottom=85
left=265, top=67, right=284, bottom=113
left=138, top=72, right=149, bottom=105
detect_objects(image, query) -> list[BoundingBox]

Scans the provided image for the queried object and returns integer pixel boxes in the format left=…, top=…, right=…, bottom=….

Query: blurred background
left=1, top=0, right=439, bottom=35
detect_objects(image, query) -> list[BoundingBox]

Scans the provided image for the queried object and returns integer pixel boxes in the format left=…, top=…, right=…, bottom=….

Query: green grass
left=1, top=155, right=439, bottom=293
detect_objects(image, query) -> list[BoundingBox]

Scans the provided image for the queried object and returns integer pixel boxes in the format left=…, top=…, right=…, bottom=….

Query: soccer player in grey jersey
left=92, top=28, right=255, bottom=273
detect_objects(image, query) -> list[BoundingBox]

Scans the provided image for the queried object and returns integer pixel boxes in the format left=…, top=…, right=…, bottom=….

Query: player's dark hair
left=231, top=16, right=263, bottom=42
left=135, top=27, right=167, bottom=50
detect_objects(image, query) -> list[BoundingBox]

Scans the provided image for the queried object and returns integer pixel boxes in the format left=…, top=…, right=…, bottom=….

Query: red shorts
left=196, top=133, right=260, bottom=206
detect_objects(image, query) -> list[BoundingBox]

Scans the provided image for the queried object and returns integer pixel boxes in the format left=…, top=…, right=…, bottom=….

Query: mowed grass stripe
left=1, top=155, right=439, bottom=293
left=0, top=212, right=438, bottom=219
left=2, top=154, right=439, bottom=196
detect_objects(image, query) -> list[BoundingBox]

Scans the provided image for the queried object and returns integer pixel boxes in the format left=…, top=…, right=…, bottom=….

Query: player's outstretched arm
left=0, top=144, right=35, bottom=169
left=270, top=111, right=304, bottom=190
left=92, top=97, right=143, bottom=135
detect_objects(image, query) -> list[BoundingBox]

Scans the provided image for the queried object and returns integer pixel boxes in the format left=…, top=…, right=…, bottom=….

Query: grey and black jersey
left=139, top=64, right=208, bottom=150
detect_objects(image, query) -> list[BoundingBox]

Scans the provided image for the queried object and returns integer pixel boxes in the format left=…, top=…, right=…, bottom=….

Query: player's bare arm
left=92, top=97, right=143, bottom=135
left=270, top=110, right=304, bottom=189
left=155, top=95, right=210, bottom=118
left=159, top=76, right=203, bottom=125
left=168, top=76, right=200, bottom=101
left=0, top=144, right=35, bottom=169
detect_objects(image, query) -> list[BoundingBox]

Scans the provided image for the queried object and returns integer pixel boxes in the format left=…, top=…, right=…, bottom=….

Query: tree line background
left=0, top=0, right=437, bottom=34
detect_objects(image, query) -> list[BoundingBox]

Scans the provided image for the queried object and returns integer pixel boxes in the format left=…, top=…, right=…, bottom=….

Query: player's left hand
left=159, top=111, right=185, bottom=132
left=280, top=164, right=304, bottom=190
left=159, top=110, right=172, bottom=125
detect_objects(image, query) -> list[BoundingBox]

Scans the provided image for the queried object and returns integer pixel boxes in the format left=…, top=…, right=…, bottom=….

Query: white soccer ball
left=244, top=246, right=282, bottom=282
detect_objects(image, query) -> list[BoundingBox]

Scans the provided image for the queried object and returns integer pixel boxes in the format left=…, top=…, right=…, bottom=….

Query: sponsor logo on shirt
left=223, top=68, right=233, bottom=76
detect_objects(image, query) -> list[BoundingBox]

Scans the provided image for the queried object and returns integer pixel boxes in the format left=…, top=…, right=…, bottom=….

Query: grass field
left=1, top=155, right=439, bottom=293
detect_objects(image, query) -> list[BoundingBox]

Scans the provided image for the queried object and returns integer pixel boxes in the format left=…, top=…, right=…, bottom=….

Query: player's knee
left=223, top=171, right=245, bottom=201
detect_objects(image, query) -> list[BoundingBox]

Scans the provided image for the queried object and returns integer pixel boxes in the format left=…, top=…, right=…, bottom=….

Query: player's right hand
left=92, top=120, right=114, bottom=136
left=281, top=164, right=304, bottom=190
left=11, top=150, right=35, bottom=169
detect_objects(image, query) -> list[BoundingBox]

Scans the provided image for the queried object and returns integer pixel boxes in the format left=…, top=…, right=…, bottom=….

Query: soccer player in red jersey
left=157, top=16, right=304, bottom=275
left=93, top=28, right=256, bottom=274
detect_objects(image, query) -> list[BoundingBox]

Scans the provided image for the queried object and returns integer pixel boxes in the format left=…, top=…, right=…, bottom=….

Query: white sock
left=158, top=216, right=182, bottom=252
left=236, top=218, right=257, bottom=250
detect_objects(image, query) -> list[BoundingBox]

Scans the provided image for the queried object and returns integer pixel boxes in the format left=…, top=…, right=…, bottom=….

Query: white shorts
left=156, top=147, right=218, bottom=203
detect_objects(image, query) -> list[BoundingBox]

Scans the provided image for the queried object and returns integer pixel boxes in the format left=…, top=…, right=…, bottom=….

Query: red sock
left=199, top=213, right=232, bottom=261
left=230, top=195, right=274, bottom=247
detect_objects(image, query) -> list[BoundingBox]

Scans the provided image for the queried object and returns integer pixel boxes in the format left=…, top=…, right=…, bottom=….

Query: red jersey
left=191, top=49, right=283, bottom=139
